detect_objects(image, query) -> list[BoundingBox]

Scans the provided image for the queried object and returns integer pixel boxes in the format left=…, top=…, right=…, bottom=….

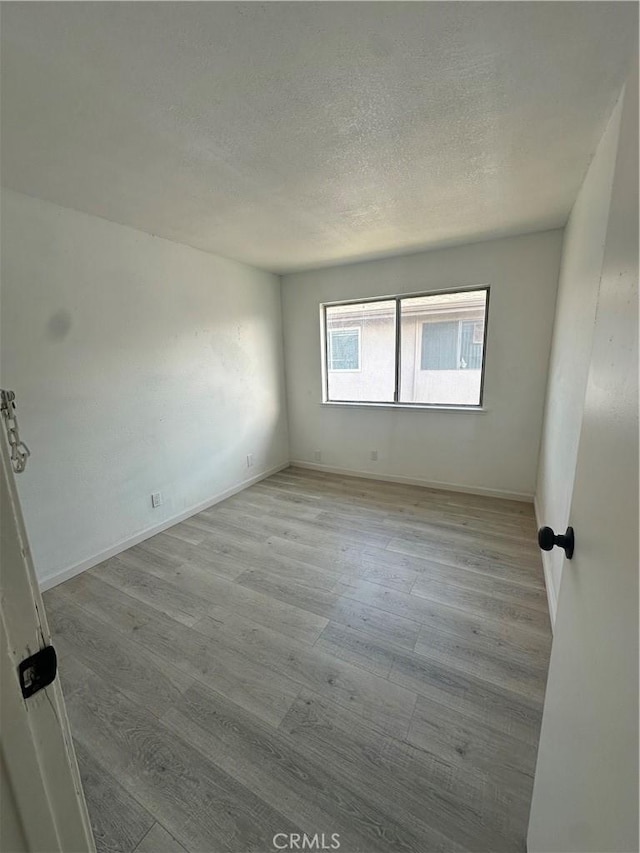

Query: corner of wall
left=276, top=273, right=292, bottom=465
left=534, top=494, right=557, bottom=629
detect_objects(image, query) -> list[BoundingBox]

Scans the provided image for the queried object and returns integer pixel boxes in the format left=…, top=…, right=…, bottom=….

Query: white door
left=527, top=63, right=638, bottom=853
left=0, top=392, right=94, bottom=852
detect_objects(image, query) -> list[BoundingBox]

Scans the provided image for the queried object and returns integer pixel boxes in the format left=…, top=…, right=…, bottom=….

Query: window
left=323, top=288, right=488, bottom=407
left=328, top=327, right=360, bottom=371
left=421, top=319, right=484, bottom=370
left=421, top=321, right=458, bottom=370
left=324, top=301, right=396, bottom=402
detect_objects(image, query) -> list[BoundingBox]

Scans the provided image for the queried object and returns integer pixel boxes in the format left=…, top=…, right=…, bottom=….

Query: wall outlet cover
left=151, top=491, right=162, bottom=508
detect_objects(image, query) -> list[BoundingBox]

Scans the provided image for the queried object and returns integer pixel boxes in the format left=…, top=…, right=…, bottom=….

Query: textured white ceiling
left=1, top=2, right=636, bottom=273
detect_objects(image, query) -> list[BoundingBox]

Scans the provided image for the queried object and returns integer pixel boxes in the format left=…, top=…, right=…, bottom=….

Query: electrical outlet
left=246, top=453, right=254, bottom=468
left=370, top=450, right=378, bottom=461
left=313, top=450, right=322, bottom=463
left=151, top=491, right=162, bottom=508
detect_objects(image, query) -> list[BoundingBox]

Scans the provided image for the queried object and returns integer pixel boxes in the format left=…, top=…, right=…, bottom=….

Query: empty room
left=0, top=3, right=638, bottom=853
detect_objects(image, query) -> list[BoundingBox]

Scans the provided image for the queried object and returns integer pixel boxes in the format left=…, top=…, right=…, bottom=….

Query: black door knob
left=538, top=526, right=574, bottom=559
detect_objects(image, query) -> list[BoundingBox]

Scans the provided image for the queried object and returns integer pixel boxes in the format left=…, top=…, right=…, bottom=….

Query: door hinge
left=18, top=645, right=57, bottom=699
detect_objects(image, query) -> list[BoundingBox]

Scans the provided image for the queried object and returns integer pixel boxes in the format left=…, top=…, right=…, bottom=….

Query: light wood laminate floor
left=44, top=467, right=552, bottom=853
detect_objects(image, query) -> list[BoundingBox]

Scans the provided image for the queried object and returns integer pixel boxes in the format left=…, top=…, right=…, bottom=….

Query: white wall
left=0, top=190, right=289, bottom=587
left=282, top=230, right=563, bottom=500
left=535, top=93, right=623, bottom=625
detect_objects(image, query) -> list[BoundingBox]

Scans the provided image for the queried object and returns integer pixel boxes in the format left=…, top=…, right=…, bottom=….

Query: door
left=0, top=392, right=94, bottom=852
left=527, top=62, right=638, bottom=853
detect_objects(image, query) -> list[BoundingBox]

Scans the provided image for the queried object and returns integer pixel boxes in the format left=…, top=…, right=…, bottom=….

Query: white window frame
left=327, top=326, right=362, bottom=372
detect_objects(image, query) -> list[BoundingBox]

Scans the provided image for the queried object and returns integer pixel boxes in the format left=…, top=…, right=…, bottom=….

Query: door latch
left=18, top=646, right=57, bottom=699
left=1, top=389, right=30, bottom=473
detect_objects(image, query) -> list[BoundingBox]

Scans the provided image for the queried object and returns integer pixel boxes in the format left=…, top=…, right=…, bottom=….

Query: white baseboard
left=38, top=462, right=290, bottom=592
left=39, top=458, right=539, bottom=593
left=289, top=460, right=533, bottom=503
left=534, top=494, right=557, bottom=630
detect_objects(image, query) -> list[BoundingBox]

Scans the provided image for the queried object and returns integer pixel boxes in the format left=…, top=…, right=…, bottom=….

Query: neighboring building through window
left=421, top=319, right=484, bottom=371
left=328, top=327, right=360, bottom=371
left=323, top=288, right=488, bottom=406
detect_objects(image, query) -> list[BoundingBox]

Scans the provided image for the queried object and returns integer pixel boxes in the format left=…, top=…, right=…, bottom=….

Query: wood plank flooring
left=44, top=467, right=551, bottom=853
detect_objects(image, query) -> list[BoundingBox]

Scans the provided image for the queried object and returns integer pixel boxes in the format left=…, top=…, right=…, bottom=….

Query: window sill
left=320, top=401, right=487, bottom=413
